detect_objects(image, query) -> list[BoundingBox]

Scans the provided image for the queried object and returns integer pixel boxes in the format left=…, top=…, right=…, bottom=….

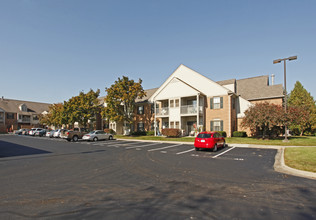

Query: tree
left=39, top=103, right=65, bottom=128
left=241, top=102, right=285, bottom=138
left=103, top=76, right=146, bottom=134
left=287, top=106, right=310, bottom=136
left=63, top=89, right=100, bottom=128
left=288, top=81, right=316, bottom=135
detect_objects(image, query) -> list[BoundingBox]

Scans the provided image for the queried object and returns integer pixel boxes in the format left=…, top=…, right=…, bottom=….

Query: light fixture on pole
left=273, top=56, right=297, bottom=142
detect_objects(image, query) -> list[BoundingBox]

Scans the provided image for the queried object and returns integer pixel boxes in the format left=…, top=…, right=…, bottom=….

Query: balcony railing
left=18, top=118, right=31, bottom=123
left=180, top=105, right=203, bottom=115
left=156, top=107, right=169, bottom=116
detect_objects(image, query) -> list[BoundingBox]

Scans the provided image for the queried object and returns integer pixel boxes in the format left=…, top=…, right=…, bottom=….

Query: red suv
left=194, top=132, right=226, bottom=152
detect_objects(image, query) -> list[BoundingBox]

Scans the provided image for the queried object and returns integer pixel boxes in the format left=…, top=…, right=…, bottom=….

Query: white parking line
left=148, top=144, right=182, bottom=152
left=126, top=142, right=161, bottom=149
left=212, top=147, right=236, bottom=158
left=176, top=148, right=195, bottom=155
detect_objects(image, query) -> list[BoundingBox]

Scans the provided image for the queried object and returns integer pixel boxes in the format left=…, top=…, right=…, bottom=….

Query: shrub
left=131, top=131, right=147, bottom=136
left=104, top=129, right=116, bottom=135
left=217, top=131, right=227, bottom=137
left=233, top=131, right=247, bottom=137
left=162, top=128, right=181, bottom=137
left=146, top=131, right=155, bottom=136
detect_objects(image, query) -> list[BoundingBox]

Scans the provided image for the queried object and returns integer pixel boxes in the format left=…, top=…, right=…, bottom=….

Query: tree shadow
left=0, top=140, right=51, bottom=158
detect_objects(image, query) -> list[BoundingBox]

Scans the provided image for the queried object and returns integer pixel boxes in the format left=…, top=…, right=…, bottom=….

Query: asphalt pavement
left=0, top=135, right=315, bottom=219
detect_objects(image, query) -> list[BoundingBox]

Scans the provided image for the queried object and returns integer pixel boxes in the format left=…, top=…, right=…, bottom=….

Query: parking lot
left=0, top=135, right=315, bottom=219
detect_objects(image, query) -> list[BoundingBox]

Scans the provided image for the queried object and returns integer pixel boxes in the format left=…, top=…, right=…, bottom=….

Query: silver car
left=46, top=130, right=55, bottom=138
left=82, top=130, right=114, bottom=141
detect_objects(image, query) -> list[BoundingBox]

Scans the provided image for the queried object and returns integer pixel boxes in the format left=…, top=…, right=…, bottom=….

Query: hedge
left=146, top=131, right=155, bottom=136
left=162, top=128, right=181, bottom=137
left=233, top=131, right=247, bottom=137
left=131, top=131, right=147, bottom=136
left=217, top=131, right=227, bottom=137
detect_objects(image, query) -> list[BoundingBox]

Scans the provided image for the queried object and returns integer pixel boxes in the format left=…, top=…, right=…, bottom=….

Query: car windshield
left=197, top=133, right=211, bottom=138
left=88, top=131, right=95, bottom=134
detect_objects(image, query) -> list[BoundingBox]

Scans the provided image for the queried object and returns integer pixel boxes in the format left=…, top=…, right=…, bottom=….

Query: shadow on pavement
left=0, top=140, right=51, bottom=158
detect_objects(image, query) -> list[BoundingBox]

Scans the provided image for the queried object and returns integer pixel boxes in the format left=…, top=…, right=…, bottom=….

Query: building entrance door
left=187, top=121, right=196, bottom=136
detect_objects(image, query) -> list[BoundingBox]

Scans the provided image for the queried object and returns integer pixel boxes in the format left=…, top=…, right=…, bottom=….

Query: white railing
left=18, top=118, right=31, bottom=123
left=180, top=105, right=204, bottom=115
left=156, top=107, right=169, bottom=116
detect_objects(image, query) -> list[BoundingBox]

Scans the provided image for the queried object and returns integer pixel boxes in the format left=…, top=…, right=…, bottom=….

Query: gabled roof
left=135, top=88, right=158, bottom=103
left=150, top=64, right=230, bottom=101
left=236, top=75, right=284, bottom=100
left=217, top=79, right=236, bottom=86
left=0, top=98, right=51, bottom=115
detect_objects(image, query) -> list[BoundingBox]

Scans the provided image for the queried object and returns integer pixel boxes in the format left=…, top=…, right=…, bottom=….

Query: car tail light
left=66, top=132, right=69, bottom=135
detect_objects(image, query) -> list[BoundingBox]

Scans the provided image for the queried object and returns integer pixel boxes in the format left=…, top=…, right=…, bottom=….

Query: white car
left=46, top=130, right=55, bottom=138
left=82, top=130, right=114, bottom=141
left=29, top=128, right=43, bottom=136
left=53, top=129, right=62, bottom=138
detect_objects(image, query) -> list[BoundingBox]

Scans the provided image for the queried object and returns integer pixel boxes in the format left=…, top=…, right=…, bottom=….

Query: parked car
left=194, top=131, right=226, bottom=152
left=35, top=129, right=46, bottom=137
left=14, top=129, right=28, bottom=135
left=46, top=130, right=55, bottom=138
left=60, top=128, right=88, bottom=142
left=29, top=128, right=43, bottom=136
left=22, top=129, right=30, bottom=135
left=82, top=130, right=114, bottom=142
left=53, top=129, right=67, bottom=138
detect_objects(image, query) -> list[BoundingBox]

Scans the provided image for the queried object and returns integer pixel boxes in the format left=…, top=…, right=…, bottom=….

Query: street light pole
left=273, top=56, right=297, bottom=142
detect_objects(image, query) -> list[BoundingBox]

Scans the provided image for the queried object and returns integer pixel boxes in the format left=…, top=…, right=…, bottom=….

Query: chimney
left=271, top=74, right=275, bottom=85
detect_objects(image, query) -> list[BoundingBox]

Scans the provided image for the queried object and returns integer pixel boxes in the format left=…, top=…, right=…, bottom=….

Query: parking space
left=12, top=135, right=272, bottom=163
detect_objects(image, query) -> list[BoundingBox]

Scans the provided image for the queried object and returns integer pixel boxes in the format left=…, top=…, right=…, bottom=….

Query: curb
left=274, top=147, right=316, bottom=180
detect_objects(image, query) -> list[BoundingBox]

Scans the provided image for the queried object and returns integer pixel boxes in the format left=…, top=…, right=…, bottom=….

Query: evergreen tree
left=288, top=81, right=316, bottom=135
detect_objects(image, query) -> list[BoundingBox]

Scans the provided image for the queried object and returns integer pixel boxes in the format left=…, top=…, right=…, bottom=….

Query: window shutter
left=210, top=121, right=214, bottom=131
left=220, top=120, right=223, bottom=131
left=210, top=98, right=213, bottom=109
left=220, top=97, right=223, bottom=109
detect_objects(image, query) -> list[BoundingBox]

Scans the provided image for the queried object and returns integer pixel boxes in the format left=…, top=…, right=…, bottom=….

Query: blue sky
left=1, top=0, right=315, bottom=103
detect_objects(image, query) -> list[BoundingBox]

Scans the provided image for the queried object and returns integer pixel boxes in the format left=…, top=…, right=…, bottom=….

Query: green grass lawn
left=284, top=147, right=316, bottom=172
left=116, top=135, right=316, bottom=146
left=226, top=136, right=316, bottom=146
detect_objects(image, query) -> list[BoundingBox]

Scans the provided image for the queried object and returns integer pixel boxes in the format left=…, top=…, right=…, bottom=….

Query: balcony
left=18, top=118, right=31, bottom=123
left=156, top=107, right=169, bottom=116
left=180, top=105, right=203, bottom=115
left=18, top=115, right=31, bottom=123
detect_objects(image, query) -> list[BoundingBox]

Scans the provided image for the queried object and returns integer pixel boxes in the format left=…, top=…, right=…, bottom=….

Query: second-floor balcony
left=181, top=105, right=203, bottom=115
left=155, top=107, right=169, bottom=116
left=18, top=118, right=31, bottom=123
left=18, top=115, right=31, bottom=123
left=155, top=105, right=204, bottom=117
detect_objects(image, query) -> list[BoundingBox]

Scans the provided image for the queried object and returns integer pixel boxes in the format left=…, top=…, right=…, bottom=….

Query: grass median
left=116, top=135, right=316, bottom=146
left=284, top=147, right=316, bottom=173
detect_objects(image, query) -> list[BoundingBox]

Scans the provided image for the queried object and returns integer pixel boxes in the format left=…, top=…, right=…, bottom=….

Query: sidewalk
left=118, top=138, right=316, bottom=180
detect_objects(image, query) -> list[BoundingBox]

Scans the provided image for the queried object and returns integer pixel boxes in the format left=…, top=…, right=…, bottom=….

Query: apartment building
left=0, top=97, right=50, bottom=132
left=124, top=64, right=283, bottom=137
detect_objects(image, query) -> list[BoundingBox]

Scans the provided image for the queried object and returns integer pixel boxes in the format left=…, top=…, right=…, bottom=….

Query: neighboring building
left=98, top=64, right=284, bottom=137
left=0, top=97, right=51, bottom=133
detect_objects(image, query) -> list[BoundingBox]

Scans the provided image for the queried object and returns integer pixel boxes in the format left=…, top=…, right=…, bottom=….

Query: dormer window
left=19, top=104, right=28, bottom=112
